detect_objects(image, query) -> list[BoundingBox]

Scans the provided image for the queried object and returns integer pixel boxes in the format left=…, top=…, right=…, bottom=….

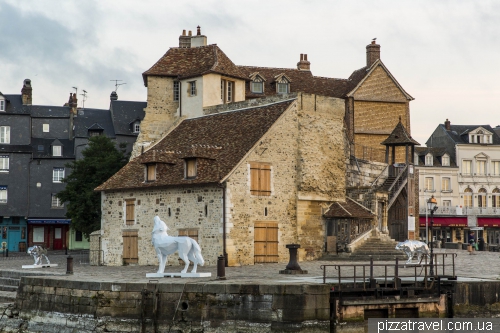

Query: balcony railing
left=419, top=206, right=500, bottom=216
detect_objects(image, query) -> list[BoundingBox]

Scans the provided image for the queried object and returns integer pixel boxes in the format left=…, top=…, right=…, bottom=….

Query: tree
left=58, top=136, right=128, bottom=239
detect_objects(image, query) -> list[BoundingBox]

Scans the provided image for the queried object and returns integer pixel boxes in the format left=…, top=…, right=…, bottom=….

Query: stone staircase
left=322, top=233, right=407, bottom=261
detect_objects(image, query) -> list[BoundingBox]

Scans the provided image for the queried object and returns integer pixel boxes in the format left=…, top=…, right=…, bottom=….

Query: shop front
left=419, top=216, right=468, bottom=245
left=0, top=217, right=28, bottom=252
left=27, top=219, right=70, bottom=250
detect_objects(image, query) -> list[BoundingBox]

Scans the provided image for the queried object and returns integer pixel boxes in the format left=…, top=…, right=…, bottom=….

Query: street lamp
left=427, top=195, right=438, bottom=276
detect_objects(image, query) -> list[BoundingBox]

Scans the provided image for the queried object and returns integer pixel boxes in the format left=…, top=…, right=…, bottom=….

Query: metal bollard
left=217, top=255, right=226, bottom=280
left=66, top=255, right=74, bottom=274
left=5, top=249, right=8, bottom=257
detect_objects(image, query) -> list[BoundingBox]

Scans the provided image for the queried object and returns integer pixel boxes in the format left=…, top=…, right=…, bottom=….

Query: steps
left=0, top=270, right=64, bottom=303
left=321, top=233, right=408, bottom=261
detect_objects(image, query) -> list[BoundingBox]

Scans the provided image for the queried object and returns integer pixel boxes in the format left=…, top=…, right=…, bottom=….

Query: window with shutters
left=0, top=155, right=8, bottom=172
left=185, top=159, right=197, bottom=179
left=250, top=162, right=271, bottom=196
left=178, top=228, right=198, bottom=242
left=125, top=199, right=135, bottom=225
left=146, top=164, right=156, bottom=182
left=53, top=167, right=65, bottom=182
left=0, top=126, right=10, bottom=144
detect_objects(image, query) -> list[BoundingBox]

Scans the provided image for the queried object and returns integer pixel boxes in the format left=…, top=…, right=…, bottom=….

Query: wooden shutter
left=254, top=221, right=278, bottom=263
left=125, top=199, right=135, bottom=225
left=250, top=163, right=271, bottom=196
left=179, top=228, right=198, bottom=242
left=186, top=159, right=197, bottom=178
left=122, top=231, right=138, bottom=264
left=147, top=164, right=156, bottom=181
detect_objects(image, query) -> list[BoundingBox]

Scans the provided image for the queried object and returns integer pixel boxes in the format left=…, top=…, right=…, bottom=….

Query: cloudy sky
left=1, top=0, right=499, bottom=144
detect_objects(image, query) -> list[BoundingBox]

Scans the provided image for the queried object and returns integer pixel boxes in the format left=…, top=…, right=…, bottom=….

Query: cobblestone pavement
left=0, top=248, right=498, bottom=285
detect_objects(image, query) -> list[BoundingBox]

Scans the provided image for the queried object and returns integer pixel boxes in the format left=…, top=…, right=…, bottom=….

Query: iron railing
left=320, top=253, right=457, bottom=288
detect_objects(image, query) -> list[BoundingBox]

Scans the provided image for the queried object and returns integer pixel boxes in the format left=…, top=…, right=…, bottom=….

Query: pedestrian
left=468, top=231, right=476, bottom=254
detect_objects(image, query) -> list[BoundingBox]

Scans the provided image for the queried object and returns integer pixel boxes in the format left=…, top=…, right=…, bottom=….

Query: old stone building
left=95, top=27, right=416, bottom=266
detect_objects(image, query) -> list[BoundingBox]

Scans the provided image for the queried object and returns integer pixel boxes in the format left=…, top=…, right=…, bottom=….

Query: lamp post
left=427, top=195, right=438, bottom=276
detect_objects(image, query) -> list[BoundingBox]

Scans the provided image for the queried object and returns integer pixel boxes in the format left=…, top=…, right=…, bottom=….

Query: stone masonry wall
left=352, top=65, right=408, bottom=103
left=9, top=277, right=330, bottom=333
left=224, top=101, right=299, bottom=266
left=100, top=185, right=222, bottom=267
left=131, top=76, right=179, bottom=158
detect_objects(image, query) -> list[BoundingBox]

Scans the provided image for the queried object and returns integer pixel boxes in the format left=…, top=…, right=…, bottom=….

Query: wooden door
left=53, top=227, right=63, bottom=250
left=122, top=231, right=138, bottom=264
left=254, top=222, right=278, bottom=263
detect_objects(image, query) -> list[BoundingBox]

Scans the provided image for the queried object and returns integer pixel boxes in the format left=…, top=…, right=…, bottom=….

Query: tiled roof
left=110, top=100, right=146, bottom=136
left=142, top=45, right=248, bottom=85
left=415, top=146, right=457, bottom=167
left=323, top=197, right=375, bottom=219
left=381, top=119, right=419, bottom=146
left=30, top=106, right=70, bottom=118
left=96, top=99, right=295, bottom=191
left=31, top=138, right=75, bottom=159
left=1, top=95, right=30, bottom=115
left=442, top=124, right=500, bottom=144
left=238, top=66, right=358, bottom=98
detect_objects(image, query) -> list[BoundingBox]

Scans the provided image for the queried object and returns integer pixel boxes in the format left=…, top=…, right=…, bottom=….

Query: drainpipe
left=219, top=181, right=228, bottom=267
left=179, top=81, right=182, bottom=117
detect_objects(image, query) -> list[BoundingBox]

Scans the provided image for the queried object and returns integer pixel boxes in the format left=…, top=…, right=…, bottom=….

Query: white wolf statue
left=27, top=245, right=50, bottom=266
left=395, top=240, right=430, bottom=264
left=151, top=216, right=205, bottom=274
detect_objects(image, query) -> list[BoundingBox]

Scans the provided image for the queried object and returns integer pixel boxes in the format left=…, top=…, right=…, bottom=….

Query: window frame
left=463, top=188, right=473, bottom=207
left=52, top=145, right=62, bottom=157
left=476, top=159, right=486, bottom=175
left=0, top=186, right=6, bottom=203
left=0, top=126, right=10, bottom=144
left=441, top=154, right=450, bottom=166
left=250, top=162, right=272, bottom=196
left=0, top=155, right=9, bottom=172
left=462, top=160, right=472, bottom=175
left=277, top=82, right=289, bottom=94
left=425, top=154, right=433, bottom=166
left=178, top=228, right=199, bottom=242
left=146, top=163, right=156, bottom=182
left=53, top=167, right=65, bottom=183
left=0, top=100, right=4, bottom=112
left=43, top=124, right=50, bottom=133
left=251, top=81, right=263, bottom=94
left=133, top=121, right=140, bottom=134
left=424, top=177, right=434, bottom=192
left=441, top=177, right=451, bottom=192
left=189, top=81, right=197, bottom=96
left=185, top=159, right=197, bottom=179
left=51, top=193, right=64, bottom=208
left=173, top=81, right=180, bottom=101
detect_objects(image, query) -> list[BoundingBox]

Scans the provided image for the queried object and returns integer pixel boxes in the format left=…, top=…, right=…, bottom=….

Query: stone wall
left=131, top=76, right=179, bottom=158
left=99, top=185, right=223, bottom=267
left=8, top=277, right=330, bottom=333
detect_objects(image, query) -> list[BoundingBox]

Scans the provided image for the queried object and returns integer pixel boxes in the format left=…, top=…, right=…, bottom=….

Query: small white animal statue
left=395, top=240, right=430, bottom=264
left=151, top=216, right=205, bottom=274
left=27, top=245, right=51, bottom=266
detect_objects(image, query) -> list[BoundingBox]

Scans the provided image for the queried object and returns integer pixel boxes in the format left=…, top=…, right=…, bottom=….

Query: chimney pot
left=188, top=30, right=192, bottom=36
left=21, top=79, right=33, bottom=105
left=297, top=53, right=311, bottom=71
left=197, top=26, right=201, bottom=36
left=300, top=53, right=304, bottom=61
left=110, top=91, right=118, bottom=101
left=304, top=54, right=308, bottom=61
left=182, top=29, right=186, bottom=36
left=444, top=118, right=451, bottom=131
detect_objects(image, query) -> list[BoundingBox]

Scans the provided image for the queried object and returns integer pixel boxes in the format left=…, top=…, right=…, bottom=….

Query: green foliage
left=57, top=136, right=128, bottom=239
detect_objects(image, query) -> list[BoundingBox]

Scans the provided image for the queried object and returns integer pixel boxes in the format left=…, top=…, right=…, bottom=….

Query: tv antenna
left=80, top=90, right=88, bottom=109
left=110, top=79, right=126, bottom=92
left=72, top=86, right=78, bottom=96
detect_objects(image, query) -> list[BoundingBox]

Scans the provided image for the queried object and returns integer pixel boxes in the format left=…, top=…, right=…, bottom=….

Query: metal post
left=66, top=255, right=73, bottom=274
left=217, top=255, right=226, bottom=280
left=430, top=209, right=434, bottom=276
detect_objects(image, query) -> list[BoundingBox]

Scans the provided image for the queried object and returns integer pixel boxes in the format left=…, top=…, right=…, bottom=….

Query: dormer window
left=469, top=128, right=493, bottom=144
left=275, top=74, right=291, bottom=94
left=0, top=100, right=5, bottom=112
left=146, top=164, right=156, bottom=182
left=425, top=153, right=433, bottom=166
left=441, top=154, right=450, bottom=166
left=221, top=79, right=234, bottom=103
left=52, top=145, right=62, bottom=157
left=249, top=73, right=265, bottom=94
left=88, top=129, right=102, bottom=137
left=414, top=152, right=419, bottom=165
left=131, top=120, right=140, bottom=134
left=185, top=159, right=197, bottom=179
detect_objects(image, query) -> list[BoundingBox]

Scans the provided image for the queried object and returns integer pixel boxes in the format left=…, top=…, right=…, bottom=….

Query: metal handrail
left=320, top=254, right=457, bottom=289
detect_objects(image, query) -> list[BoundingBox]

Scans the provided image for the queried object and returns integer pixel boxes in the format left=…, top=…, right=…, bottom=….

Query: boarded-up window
left=250, top=163, right=271, bottom=196
left=254, top=221, right=278, bottom=263
left=147, top=164, right=156, bottom=181
left=178, top=228, right=198, bottom=242
left=185, top=159, right=197, bottom=179
left=122, top=230, right=138, bottom=264
left=125, top=199, right=135, bottom=225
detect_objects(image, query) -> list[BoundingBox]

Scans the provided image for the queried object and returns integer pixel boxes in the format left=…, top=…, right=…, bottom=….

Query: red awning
left=478, top=218, right=500, bottom=227
left=419, top=216, right=467, bottom=227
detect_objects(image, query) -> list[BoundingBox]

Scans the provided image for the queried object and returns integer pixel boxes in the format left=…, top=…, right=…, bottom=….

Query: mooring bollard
left=217, top=255, right=226, bottom=280
left=66, top=255, right=74, bottom=274
left=279, top=244, right=308, bottom=274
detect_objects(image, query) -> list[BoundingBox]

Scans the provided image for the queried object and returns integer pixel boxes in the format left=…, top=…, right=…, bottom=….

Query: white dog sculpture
left=395, top=240, right=430, bottom=264
left=27, top=245, right=50, bottom=266
left=151, top=216, right=205, bottom=274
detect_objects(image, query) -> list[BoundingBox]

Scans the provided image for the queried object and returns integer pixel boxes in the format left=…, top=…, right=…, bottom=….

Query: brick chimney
left=68, top=93, right=78, bottom=115
left=444, top=118, right=451, bottom=131
left=21, top=79, right=32, bottom=105
left=297, top=53, right=311, bottom=71
left=179, top=29, right=191, bottom=48
left=366, top=40, right=381, bottom=67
